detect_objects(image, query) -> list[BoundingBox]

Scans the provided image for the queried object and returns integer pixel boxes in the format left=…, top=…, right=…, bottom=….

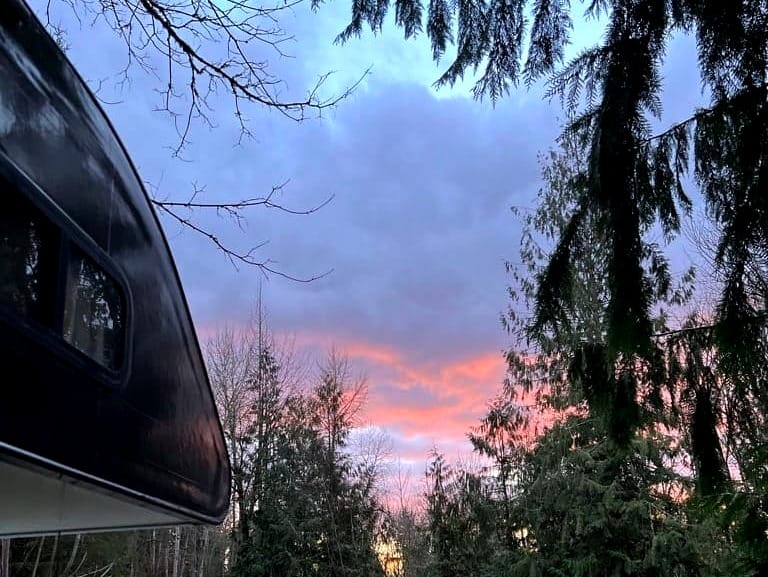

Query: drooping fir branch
left=334, top=0, right=768, bottom=456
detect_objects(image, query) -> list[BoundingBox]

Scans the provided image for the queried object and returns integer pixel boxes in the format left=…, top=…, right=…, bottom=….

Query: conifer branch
left=641, top=81, right=768, bottom=146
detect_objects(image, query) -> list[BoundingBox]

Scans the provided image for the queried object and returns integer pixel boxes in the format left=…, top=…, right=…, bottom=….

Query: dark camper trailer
left=0, top=0, right=231, bottom=536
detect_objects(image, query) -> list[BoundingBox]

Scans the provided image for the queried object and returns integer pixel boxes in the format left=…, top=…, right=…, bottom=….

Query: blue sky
left=31, top=0, right=707, bottom=475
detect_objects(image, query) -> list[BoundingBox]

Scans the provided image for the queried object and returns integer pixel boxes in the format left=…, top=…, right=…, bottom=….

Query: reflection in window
left=0, top=187, right=56, bottom=323
left=63, top=250, right=124, bottom=370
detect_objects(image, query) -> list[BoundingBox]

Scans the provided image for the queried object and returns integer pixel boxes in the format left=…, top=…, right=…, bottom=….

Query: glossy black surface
left=0, top=0, right=230, bottom=523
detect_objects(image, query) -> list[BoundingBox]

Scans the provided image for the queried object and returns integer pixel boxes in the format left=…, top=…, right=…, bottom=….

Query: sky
left=31, top=0, right=707, bottom=488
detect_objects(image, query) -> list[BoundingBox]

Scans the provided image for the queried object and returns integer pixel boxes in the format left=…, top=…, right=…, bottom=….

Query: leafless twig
left=47, top=0, right=369, bottom=153
left=42, top=0, right=358, bottom=279
left=150, top=180, right=334, bottom=281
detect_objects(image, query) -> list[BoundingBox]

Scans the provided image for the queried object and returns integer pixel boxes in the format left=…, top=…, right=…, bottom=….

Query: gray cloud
left=239, top=83, right=561, bottom=363
left=28, top=1, right=709, bottom=464
left=36, top=0, right=703, bottom=368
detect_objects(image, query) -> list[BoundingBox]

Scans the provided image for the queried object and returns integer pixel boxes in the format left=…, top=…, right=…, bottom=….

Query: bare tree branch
left=42, top=0, right=359, bottom=279
left=152, top=180, right=334, bottom=219
left=147, top=178, right=335, bottom=279
left=48, top=0, right=369, bottom=153
left=152, top=190, right=334, bottom=281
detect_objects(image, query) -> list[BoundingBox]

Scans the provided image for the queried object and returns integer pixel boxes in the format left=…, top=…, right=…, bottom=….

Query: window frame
left=0, top=153, right=132, bottom=386
left=61, top=242, right=128, bottom=373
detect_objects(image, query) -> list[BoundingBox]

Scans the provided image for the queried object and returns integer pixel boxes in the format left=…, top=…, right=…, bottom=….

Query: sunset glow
left=292, top=331, right=509, bottom=462
left=41, top=0, right=705, bottom=508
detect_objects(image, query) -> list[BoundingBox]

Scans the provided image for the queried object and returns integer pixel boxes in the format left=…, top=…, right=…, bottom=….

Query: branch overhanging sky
left=32, top=0, right=706, bottom=479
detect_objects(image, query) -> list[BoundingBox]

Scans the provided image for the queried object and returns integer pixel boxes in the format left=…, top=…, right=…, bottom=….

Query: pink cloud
left=198, top=323, right=511, bottom=479
left=289, top=330, right=508, bottom=457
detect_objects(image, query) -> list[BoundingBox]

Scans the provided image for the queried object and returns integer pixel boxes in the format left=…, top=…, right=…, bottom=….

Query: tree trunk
left=198, top=528, right=209, bottom=577
left=164, top=530, right=170, bottom=577
left=0, top=539, right=10, bottom=577
left=151, top=529, right=158, bottom=576
left=31, top=536, right=45, bottom=577
left=172, top=527, right=182, bottom=577
left=61, top=533, right=81, bottom=576
left=46, top=534, right=59, bottom=577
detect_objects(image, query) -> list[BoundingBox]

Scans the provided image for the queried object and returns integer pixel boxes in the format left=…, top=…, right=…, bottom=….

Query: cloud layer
left=31, top=0, right=706, bottom=479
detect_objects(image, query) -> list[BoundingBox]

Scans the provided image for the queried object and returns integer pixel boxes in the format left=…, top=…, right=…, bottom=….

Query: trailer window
left=0, top=184, right=57, bottom=325
left=63, top=249, right=125, bottom=371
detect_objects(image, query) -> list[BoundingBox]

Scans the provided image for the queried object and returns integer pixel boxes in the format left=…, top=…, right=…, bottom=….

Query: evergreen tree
left=230, top=392, right=329, bottom=577
left=227, top=350, right=385, bottom=577
left=310, top=351, right=386, bottom=577
left=495, top=125, right=764, bottom=575
left=508, top=416, right=712, bottom=577
left=424, top=451, right=496, bottom=577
